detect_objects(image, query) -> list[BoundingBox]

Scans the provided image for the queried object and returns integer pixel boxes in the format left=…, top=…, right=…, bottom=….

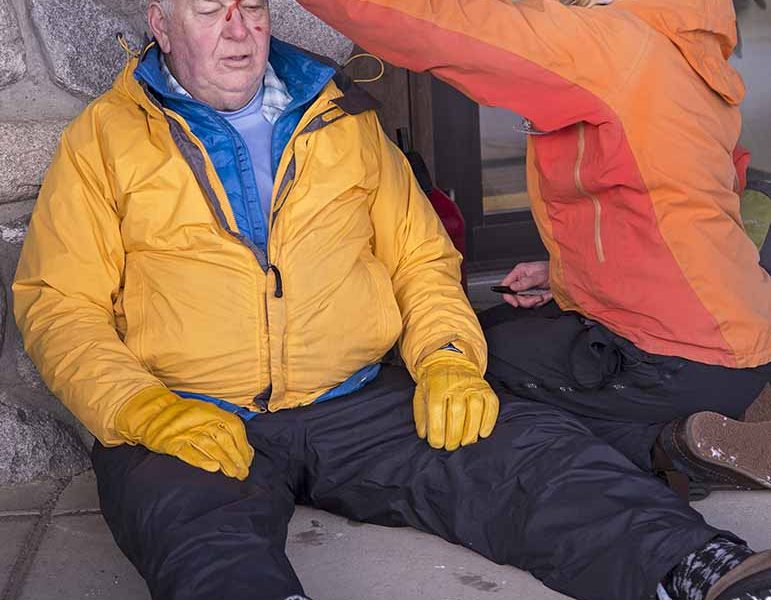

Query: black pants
left=480, top=303, right=771, bottom=470
left=93, top=365, right=736, bottom=600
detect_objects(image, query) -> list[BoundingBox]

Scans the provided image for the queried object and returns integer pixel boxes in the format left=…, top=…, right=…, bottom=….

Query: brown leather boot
left=656, top=412, right=771, bottom=494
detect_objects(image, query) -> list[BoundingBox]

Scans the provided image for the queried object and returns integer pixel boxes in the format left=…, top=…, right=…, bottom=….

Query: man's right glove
left=413, top=350, right=499, bottom=451
left=115, top=387, right=254, bottom=480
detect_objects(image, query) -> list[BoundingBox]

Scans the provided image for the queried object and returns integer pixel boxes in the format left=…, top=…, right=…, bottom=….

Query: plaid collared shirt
left=160, top=56, right=293, bottom=124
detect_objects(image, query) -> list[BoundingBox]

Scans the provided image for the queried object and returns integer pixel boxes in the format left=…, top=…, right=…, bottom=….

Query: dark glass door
left=430, top=79, right=547, bottom=272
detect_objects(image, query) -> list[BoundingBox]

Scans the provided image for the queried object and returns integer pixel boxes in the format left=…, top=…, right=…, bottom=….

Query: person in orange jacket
left=293, top=0, right=771, bottom=597
left=295, top=0, right=771, bottom=478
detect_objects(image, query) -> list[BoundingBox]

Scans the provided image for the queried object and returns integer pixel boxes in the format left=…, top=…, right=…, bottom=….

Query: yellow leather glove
left=115, top=387, right=254, bottom=480
left=413, top=349, right=499, bottom=451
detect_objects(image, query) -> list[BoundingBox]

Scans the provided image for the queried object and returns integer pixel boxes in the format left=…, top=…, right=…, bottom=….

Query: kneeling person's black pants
left=94, top=365, right=736, bottom=600
left=480, top=303, right=771, bottom=470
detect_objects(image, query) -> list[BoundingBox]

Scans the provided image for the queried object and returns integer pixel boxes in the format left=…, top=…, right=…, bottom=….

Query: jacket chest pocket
left=532, top=124, right=606, bottom=263
left=532, top=126, right=584, bottom=202
left=120, top=185, right=220, bottom=252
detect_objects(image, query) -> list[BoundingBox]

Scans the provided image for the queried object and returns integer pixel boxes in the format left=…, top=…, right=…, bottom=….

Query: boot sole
left=678, top=412, right=771, bottom=490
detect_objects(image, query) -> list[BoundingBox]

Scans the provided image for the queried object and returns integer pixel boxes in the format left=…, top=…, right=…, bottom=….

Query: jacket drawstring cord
left=116, top=33, right=140, bottom=59
left=344, top=53, right=385, bottom=84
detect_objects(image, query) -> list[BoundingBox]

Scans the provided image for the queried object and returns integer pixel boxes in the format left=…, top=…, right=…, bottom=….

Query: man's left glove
left=413, top=349, right=499, bottom=451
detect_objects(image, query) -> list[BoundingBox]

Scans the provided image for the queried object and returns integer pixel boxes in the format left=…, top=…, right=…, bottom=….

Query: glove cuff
left=418, top=345, right=481, bottom=377
left=115, top=386, right=179, bottom=443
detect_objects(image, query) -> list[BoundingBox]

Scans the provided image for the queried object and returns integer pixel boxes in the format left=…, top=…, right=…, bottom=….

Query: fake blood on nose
left=225, top=0, right=242, bottom=21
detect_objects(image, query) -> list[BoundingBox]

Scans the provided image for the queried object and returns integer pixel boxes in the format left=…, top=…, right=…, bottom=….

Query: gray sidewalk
left=1, top=470, right=769, bottom=600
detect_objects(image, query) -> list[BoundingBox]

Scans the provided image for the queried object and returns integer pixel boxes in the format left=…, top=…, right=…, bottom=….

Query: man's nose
left=223, top=3, right=249, bottom=40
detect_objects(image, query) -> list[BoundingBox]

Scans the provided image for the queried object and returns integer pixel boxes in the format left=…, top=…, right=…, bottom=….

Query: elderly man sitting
left=13, top=1, right=771, bottom=600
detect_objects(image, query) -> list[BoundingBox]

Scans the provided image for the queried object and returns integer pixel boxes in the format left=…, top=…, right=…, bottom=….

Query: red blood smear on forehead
left=225, top=0, right=242, bottom=21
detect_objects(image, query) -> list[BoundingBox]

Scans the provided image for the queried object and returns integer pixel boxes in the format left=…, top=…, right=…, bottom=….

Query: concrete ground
left=0, top=469, right=769, bottom=600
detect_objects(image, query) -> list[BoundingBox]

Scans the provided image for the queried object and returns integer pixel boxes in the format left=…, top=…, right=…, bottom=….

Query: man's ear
left=148, top=3, right=172, bottom=54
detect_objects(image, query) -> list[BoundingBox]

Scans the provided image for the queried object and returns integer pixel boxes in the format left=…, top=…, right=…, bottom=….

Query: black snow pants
left=93, top=364, right=738, bottom=600
left=480, top=302, right=770, bottom=471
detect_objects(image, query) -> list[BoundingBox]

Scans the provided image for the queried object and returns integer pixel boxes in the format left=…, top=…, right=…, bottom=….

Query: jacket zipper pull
left=269, top=264, right=283, bottom=298
left=252, top=385, right=271, bottom=412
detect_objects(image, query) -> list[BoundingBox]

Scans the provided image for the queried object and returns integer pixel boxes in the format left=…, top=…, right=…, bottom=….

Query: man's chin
left=214, top=85, right=263, bottom=111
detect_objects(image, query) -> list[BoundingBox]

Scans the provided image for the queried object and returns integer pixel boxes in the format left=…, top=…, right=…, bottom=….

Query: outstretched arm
left=299, top=0, right=647, bottom=129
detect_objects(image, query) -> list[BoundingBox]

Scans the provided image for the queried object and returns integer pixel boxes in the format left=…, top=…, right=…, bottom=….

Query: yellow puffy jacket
left=13, top=48, right=486, bottom=446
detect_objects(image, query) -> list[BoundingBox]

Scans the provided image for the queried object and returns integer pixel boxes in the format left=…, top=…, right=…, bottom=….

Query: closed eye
left=196, top=0, right=223, bottom=15
left=239, top=1, right=266, bottom=11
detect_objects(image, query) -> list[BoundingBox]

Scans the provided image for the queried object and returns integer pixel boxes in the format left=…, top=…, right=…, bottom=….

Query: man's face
left=149, top=0, right=271, bottom=111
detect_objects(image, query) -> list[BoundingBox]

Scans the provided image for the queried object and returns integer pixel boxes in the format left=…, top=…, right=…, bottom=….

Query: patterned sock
left=664, top=537, right=755, bottom=600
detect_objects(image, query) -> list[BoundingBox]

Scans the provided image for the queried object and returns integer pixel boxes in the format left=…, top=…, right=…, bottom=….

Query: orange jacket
left=299, top=0, right=771, bottom=367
